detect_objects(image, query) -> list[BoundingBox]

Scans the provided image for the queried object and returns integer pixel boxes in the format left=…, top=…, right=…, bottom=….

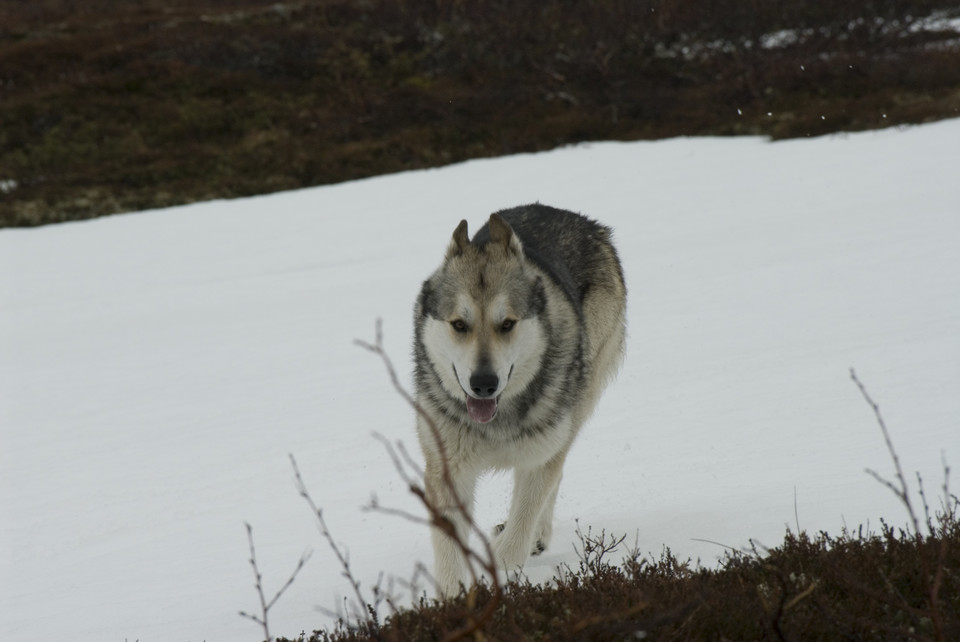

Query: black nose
left=469, top=370, right=499, bottom=398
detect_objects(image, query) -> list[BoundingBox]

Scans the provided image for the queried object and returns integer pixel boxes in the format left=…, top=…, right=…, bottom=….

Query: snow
left=2, top=120, right=959, bottom=641
left=911, top=9, right=960, bottom=35
left=756, top=9, right=960, bottom=50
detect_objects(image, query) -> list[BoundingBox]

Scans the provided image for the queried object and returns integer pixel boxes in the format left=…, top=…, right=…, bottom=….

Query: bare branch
left=793, top=485, right=801, bottom=536
left=239, top=521, right=311, bottom=642
left=850, top=368, right=921, bottom=537
left=290, top=454, right=373, bottom=631
left=850, top=368, right=950, bottom=642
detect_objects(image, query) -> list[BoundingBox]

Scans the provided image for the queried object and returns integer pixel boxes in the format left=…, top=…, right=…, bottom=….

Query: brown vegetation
left=273, top=507, right=960, bottom=641
left=2, top=0, right=960, bottom=226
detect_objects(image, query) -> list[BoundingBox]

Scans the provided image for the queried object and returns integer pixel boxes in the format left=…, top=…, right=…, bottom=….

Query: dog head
left=418, top=214, right=548, bottom=424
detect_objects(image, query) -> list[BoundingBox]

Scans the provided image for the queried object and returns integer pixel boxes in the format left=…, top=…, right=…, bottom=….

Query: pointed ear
left=445, top=219, right=470, bottom=260
left=488, top=214, right=523, bottom=255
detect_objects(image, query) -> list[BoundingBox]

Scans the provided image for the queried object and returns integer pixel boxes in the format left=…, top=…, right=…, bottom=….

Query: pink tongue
left=466, top=397, right=498, bottom=424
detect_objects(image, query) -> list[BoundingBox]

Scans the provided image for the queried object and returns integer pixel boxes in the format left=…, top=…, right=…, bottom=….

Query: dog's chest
left=462, top=417, right=573, bottom=470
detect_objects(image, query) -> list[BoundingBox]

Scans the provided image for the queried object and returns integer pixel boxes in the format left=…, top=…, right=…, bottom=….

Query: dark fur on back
left=471, top=204, right=624, bottom=318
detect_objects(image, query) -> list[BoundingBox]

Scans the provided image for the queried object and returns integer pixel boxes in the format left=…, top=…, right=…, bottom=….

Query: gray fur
left=412, top=203, right=626, bottom=596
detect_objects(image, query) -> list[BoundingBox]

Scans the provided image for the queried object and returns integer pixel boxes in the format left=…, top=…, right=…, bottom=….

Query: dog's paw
left=492, top=522, right=545, bottom=556
left=531, top=538, right=546, bottom=556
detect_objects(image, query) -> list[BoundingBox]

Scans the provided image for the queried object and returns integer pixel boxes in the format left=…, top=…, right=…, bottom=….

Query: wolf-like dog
left=412, top=203, right=627, bottom=596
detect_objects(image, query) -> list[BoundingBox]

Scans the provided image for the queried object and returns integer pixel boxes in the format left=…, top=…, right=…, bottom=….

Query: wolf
left=412, top=203, right=627, bottom=596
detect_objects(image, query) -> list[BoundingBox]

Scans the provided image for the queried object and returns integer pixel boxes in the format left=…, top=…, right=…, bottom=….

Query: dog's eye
left=500, top=319, right=516, bottom=333
left=450, top=319, right=468, bottom=333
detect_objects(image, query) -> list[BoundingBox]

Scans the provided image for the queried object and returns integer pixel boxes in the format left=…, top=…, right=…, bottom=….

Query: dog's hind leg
left=495, top=474, right=560, bottom=555
left=492, top=453, right=566, bottom=573
left=493, top=475, right=556, bottom=556
left=531, top=474, right=560, bottom=555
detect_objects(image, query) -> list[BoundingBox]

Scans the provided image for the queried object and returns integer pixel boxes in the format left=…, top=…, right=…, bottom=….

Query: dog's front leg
left=492, top=458, right=564, bottom=574
left=423, top=457, right=477, bottom=598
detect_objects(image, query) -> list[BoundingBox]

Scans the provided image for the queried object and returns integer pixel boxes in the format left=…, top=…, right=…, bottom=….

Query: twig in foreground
left=290, top=454, right=375, bottom=631
left=239, top=522, right=312, bottom=642
left=850, top=367, right=950, bottom=642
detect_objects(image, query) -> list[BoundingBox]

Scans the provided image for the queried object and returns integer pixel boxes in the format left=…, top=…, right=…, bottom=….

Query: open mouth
left=453, top=364, right=507, bottom=424
left=465, top=395, right=498, bottom=424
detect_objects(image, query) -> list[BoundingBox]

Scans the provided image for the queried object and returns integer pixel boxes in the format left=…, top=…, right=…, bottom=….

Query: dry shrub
left=277, top=500, right=958, bottom=641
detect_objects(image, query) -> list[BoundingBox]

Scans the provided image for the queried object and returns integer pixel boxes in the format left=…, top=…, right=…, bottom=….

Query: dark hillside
left=2, top=0, right=959, bottom=226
